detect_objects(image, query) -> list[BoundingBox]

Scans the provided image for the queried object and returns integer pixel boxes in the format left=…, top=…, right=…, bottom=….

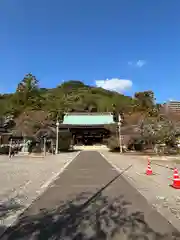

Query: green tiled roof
left=62, top=113, right=114, bottom=125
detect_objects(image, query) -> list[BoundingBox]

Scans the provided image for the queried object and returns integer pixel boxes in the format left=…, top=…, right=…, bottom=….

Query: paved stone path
left=1, top=151, right=180, bottom=239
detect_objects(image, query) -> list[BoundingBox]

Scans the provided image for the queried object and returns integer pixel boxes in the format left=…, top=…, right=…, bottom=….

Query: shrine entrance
left=59, top=113, right=115, bottom=146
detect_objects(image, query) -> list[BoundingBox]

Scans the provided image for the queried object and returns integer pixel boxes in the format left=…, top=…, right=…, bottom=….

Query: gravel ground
left=2, top=151, right=178, bottom=239
left=0, top=151, right=80, bottom=229
left=100, top=151, right=180, bottom=232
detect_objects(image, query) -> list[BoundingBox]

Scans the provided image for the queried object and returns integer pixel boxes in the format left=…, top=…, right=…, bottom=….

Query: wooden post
left=51, top=139, right=53, bottom=155
left=9, top=138, right=13, bottom=158
left=43, top=137, right=46, bottom=157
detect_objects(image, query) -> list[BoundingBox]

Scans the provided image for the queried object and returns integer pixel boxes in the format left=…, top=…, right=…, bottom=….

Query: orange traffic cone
left=171, top=168, right=180, bottom=189
left=146, top=159, right=153, bottom=175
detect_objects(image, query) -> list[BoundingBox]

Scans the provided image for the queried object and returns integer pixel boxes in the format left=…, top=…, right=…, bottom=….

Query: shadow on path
left=0, top=198, right=23, bottom=219
left=1, top=192, right=180, bottom=240
left=0, top=198, right=24, bottom=237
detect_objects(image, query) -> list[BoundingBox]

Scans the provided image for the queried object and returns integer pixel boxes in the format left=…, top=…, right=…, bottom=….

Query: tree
left=59, top=80, right=86, bottom=95
left=134, top=91, right=155, bottom=111
left=16, top=73, right=39, bottom=93
left=15, top=73, right=40, bottom=108
left=139, top=117, right=180, bottom=151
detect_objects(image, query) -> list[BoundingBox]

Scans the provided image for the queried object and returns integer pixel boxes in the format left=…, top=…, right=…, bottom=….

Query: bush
left=0, top=145, right=23, bottom=155
left=31, top=144, right=42, bottom=153
left=0, top=146, right=9, bottom=155
left=106, top=136, right=120, bottom=152
left=131, top=138, right=145, bottom=151
left=28, top=141, right=42, bottom=153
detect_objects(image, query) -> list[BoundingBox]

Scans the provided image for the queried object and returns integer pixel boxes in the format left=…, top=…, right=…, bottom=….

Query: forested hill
left=0, top=73, right=160, bottom=134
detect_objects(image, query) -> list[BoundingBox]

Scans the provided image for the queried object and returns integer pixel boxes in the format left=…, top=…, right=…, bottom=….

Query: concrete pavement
left=1, top=151, right=180, bottom=239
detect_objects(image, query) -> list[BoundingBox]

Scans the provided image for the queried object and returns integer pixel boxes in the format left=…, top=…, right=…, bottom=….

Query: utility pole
left=118, top=113, right=123, bottom=153
left=55, top=117, right=59, bottom=155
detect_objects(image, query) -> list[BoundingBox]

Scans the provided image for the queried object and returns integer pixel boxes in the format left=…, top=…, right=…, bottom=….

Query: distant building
left=165, top=100, right=180, bottom=113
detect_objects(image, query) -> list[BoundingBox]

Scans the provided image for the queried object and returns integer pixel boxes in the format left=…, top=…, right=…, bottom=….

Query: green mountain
left=0, top=73, right=157, bottom=135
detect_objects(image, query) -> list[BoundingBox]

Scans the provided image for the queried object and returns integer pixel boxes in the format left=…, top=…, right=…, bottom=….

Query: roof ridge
left=65, top=112, right=112, bottom=116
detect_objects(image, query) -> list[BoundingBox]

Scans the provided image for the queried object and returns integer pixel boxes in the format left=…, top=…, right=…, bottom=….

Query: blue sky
left=0, top=0, right=180, bottom=103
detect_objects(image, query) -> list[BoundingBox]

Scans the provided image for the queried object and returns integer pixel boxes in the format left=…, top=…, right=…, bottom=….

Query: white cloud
left=136, top=60, right=146, bottom=68
left=128, top=60, right=146, bottom=68
left=95, top=78, right=132, bottom=93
